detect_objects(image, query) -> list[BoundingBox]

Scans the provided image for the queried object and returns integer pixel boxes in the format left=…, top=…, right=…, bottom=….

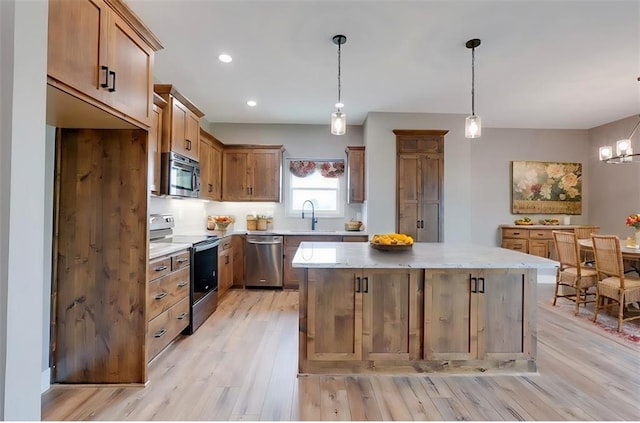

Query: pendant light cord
left=337, top=41, right=342, bottom=110
left=471, top=46, right=475, bottom=116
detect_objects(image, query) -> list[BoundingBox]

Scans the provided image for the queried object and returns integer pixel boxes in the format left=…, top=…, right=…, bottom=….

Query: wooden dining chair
left=552, top=231, right=598, bottom=315
left=591, top=234, right=640, bottom=332
left=573, top=225, right=599, bottom=265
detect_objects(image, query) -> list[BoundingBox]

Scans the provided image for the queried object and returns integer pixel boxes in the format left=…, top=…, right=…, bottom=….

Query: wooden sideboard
left=500, top=224, right=599, bottom=259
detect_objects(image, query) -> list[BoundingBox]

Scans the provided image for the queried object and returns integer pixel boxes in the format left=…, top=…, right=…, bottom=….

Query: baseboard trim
left=41, top=368, right=50, bottom=393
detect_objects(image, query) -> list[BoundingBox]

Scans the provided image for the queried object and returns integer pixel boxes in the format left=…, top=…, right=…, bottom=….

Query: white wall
left=470, top=128, right=590, bottom=246
left=149, top=123, right=366, bottom=233
left=588, top=115, right=640, bottom=237
left=364, top=112, right=472, bottom=242
left=0, top=0, right=47, bottom=419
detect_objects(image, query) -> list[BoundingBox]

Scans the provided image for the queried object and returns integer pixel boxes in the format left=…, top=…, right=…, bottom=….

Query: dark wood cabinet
left=218, top=237, right=234, bottom=298
left=199, top=129, right=224, bottom=201
left=154, top=84, right=205, bottom=161
left=148, top=94, right=166, bottom=194
left=47, top=0, right=161, bottom=128
left=222, top=146, right=283, bottom=201
left=395, top=130, right=447, bottom=242
left=345, top=146, right=365, bottom=203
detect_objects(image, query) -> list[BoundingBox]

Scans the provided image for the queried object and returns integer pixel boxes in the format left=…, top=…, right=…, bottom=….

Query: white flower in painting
left=546, top=163, right=564, bottom=179
left=540, top=183, right=552, bottom=199
left=559, top=193, right=566, bottom=200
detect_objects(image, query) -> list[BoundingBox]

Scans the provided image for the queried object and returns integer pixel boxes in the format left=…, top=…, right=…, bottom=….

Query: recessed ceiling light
left=247, top=100, right=257, bottom=107
left=218, top=54, right=232, bottom=63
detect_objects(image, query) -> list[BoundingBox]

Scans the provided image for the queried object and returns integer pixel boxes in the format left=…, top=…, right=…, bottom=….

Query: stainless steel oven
left=162, top=152, right=200, bottom=198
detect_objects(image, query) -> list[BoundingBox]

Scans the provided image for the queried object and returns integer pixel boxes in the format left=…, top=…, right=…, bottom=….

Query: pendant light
left=465, top=38, right=482, bottom=138
left=331, top=34, right=347, bottom=135
left=599, top=77, right=640, bottom=164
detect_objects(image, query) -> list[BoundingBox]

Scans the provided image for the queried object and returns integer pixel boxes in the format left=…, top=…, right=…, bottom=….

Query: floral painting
left=511, top=161, right=582, bottom=214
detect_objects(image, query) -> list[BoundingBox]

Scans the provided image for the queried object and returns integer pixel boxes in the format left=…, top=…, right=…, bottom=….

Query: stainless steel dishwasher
left=245, top=235, right=283, bottom=287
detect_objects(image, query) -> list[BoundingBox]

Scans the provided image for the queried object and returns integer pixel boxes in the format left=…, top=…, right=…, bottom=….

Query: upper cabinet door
left=170, top=99, right=189, bottom=158
left=251, top=149, right=282, bottom=201
left=107, top=12, right=154, bottom=126
left=48, top=0, right=110, bottom=103
left=346, top=146, right=365, bottom=204
left=222, top=150, right=251, bottom=201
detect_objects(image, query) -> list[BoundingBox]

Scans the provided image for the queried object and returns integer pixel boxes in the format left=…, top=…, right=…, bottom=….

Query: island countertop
left=291, top=241, right=557, bottom=269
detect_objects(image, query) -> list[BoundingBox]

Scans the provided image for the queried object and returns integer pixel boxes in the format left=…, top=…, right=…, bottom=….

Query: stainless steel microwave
left=161, top=152, right=200, bottom=198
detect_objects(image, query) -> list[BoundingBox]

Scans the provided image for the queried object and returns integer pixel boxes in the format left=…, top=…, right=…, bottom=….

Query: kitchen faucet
left=301, top=200, right=318, bottom=231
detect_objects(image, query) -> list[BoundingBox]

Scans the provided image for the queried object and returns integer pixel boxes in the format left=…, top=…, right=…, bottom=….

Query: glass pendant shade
left=599, top=146, right=613, bottom=161
left=331, top=111, right=346, bottom=135
left=616, top=139, right=632, bottom=156
left=465, top=114, right=481, bottom=138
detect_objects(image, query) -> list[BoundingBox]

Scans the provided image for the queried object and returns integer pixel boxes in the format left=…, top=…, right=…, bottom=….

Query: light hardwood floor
left=42, top=284, right=640, bottom=421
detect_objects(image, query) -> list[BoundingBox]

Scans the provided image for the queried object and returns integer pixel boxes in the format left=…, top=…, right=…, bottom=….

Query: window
left=285, top=158, right=345, bottom=218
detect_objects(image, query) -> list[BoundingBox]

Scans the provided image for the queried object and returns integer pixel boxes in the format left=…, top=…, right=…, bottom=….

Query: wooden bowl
left=370, top=242, right=412, bottom=252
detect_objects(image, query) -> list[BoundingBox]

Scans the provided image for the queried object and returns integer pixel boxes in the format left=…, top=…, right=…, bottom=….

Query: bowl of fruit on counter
left=370, top=233, right=414, bottom=251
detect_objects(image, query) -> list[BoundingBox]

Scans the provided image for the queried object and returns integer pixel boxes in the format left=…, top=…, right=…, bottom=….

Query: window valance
left=289, top=160, right=345, bottom=178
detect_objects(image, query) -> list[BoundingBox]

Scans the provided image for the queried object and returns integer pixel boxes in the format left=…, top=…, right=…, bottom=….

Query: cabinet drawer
left=529, top=229, right=553, bottom=240
left=502, top=228, right=529, bottom=239
left=171, top=251, right=190, bottom=270
left=502, top=239, right=528, bottom=253
left=148, top=267, right=190, bottom=320
left=148, top=296, right=190, bottom=361
left=148, top=257, right=172, bottom=281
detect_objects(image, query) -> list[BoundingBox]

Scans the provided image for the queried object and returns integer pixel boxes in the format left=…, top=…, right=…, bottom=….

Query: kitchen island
left=292, top=241, right=557, bottom=374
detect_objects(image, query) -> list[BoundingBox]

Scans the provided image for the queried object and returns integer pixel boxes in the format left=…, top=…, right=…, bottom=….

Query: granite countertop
left=291, top=241, right=558, bottom=269
left=230, top=229, right=369, bottom=237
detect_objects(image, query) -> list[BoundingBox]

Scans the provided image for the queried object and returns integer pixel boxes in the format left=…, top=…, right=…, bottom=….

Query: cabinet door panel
left=479, top=270, right=526, bottom=358
left=199, top=139, right=213, bottom=200
left=307, top=269, right=361, bottom=360
left=148, top=104, right=162, bottom=194
left=419, top=155, right=442, bottom=242
left=424, top=269, right=475, bottom=360
left=48, top=0, right=109, bottom=102
left=222, top=151, right=251, bottom=200
left=251, top=150, right=281, bottom=201
left=397, top=156, right=419, bottom=238
left=186, top=113, right=200, bottom=160
left=171, top=100, right=189, bottom=157
left=363, top=270, right=414, bottom=360
left=109, top=12, right=153, bottom=126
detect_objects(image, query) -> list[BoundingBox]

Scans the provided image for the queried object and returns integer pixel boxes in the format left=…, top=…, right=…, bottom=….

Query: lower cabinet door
left=478, top=269, right=528, bottom=360
left=147, top=296, right=190, bottom=361
left=424, top=269, right=476, bottom=360
left=306, top=269, right=361, bottom=361
left=362, top=269, right=421, bottom=360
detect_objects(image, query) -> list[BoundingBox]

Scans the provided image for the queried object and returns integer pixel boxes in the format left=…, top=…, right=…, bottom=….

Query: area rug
left=551, top=299, right=640, bottom=345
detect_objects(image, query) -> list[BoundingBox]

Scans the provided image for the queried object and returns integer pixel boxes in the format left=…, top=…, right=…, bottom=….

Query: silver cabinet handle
left=177, top=281, right=188, bottom=288
left=176, top=312, right=187, bottom=320
left=176, top=258, right=189, bottom=263
left=154, top=265, right=167, bottom=272
left=154, top=291, right=168, bottom=300
left=153, top=328, right=167, bottom=338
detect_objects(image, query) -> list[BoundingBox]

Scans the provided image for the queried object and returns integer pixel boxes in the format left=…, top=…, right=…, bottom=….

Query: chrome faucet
left=301, top=200, right=318, bottom=231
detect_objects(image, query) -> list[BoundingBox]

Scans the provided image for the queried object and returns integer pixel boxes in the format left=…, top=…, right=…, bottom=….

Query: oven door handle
left=193, top=240, right=220, bottom=253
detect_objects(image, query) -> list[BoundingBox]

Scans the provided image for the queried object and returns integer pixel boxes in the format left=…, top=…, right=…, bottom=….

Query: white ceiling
left=127, top=0, right=640, bottom=130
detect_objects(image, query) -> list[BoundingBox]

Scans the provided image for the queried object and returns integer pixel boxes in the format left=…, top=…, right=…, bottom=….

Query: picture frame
left=511, top=160, right=582, bottom=214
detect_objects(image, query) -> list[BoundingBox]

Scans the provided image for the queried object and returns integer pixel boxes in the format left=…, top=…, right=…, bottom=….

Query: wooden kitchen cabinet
left=345, top=146, right=365, bottom=203
left=222, top=145, right=284, bottom=201
left=154, top=84, right=205, bottom=161
left=424, top=268, right=535, bottom=362
left=53, top=128, right=149, bottom=383
left=500, top=225, right=598, bottom=260
left=199, top=128, right=224, bottom=201
left=232, top=235, right=245, bottom=288
left=218, top=237, right=234, bottom=298
left=148, top=93, right=166, bottom=194
left=147, top=249, right=191, bottom=362
left=395, top=130, right=447, bottom=242
left=304, top=268, right=422, bottom=364
left=47, top=0, right=162, bottom=128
